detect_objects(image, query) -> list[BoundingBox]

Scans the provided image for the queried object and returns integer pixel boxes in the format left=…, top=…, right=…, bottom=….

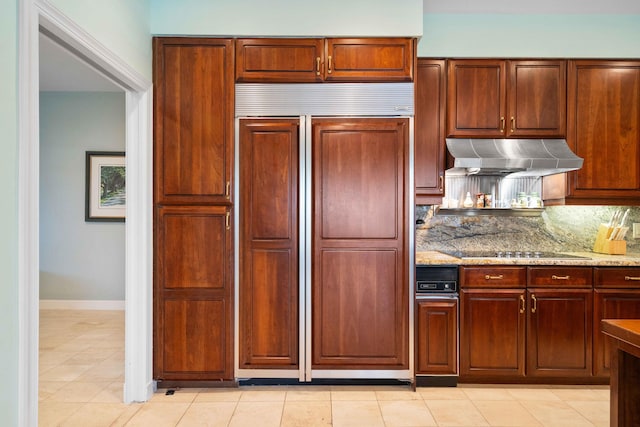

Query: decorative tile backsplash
left=415, top=205, right=640, bottom=254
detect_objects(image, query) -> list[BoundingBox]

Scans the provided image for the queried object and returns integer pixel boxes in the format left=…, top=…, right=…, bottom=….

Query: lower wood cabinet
left=526, top=289, right=593, bottom=377
left=154, top=205, right=234, bottom=382
left=416, top=299, right=458, bottom=375
left=460, top=265, right=596, bottom=382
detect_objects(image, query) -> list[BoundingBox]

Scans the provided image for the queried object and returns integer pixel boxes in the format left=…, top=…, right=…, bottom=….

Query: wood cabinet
left=593, top=267, right=640, bottom=377
left=446, top=59, right=566, bottom=138
left=311, top=118, right=409, bottom=370
left=235, top=38, right=414, bottom=82
left=154, top=205, right=234, bottom=381
left=459, top=267, right=527, bottom=379
left=153, top=37, right=236, bottom=383
left=566, top=60, right=640, bottom=205
left=154, top=38, right=234, bottom=205
left=415, top=59, right=446, bottom=204
left=460, top=265, right=595, bottom=382
left=416, top=299, right=458, bottom=375
left=238, top=119, right=300, bottom=369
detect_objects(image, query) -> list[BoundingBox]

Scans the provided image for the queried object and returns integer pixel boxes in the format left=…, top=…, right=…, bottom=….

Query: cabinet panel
left=312, top=118, right=408, bottom=370
left=447, top=60, right=506, bottom=137
left=527, top=289, right=592, bottom=377
left=508, top=60, right=566, bottom=137
left=460, top=289, right=526, bottom=377
left=593, top=289, right=640, bottom=377
left=154, top=38, right=234, bottom=204
left=325, top=38, right=413, bottom=82
left=235, top=38, right=323, bottom=82
left=567, top=60, right=640, bottom=203
left=594, top=267, right=640, bottom=288
left=239, top=119, right=299, bottom=368
left=161, top=298, right=230, bottom=376
left=157, top=206, right=231, bottom=290
left=416, top=299, right=458, bottom=375
left=528, top=267, right=592, bottom=288
left=460, top=266, right=526, bottom=288
left=415, top=59, right=446, bottom=203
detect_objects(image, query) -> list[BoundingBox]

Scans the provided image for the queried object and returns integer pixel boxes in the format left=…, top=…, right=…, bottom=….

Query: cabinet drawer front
left=594, top=267, right=640, bottom=288
left=528, top=267, right=592, bottom=287
left=460, top=266, right=526, bottom=288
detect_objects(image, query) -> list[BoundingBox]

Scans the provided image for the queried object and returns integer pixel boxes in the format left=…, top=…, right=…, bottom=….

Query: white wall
left=39, top=92, right=126, bottom=301
left=150, top=0, right=423, bottom=36
left=0, top=0, right=19, bottom=422
left=47, top=0, right=152, bottom=79
left=419, top=14, right=640, bottom=58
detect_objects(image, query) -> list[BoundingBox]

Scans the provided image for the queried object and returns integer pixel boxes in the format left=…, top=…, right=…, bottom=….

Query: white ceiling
left=423, top=0, right=640, bottom=14
left=40, top=1, right=640, bottom=92
left=39, top=33, right=123, bottom=92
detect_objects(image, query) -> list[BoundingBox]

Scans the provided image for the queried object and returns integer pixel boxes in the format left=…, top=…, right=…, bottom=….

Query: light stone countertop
left=416, top=250, right=640, bottom=266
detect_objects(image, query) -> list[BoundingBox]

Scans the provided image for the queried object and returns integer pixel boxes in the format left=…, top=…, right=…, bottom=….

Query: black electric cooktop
left=442, top=250, right=591, bottom=260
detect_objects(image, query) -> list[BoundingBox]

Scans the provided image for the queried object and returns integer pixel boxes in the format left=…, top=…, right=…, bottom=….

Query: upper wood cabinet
left=154, top=38, right=235, bottom=205
left=447, top=59, right=566, bottom=138
left=415, top=59, right=446, bottom=204
left=566, top=60, right=640, bottom=205
left=235, top=38, right=414, bottom=83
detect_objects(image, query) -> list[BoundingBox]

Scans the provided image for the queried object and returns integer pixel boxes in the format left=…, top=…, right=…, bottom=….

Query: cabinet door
left=527, top=289, right=592, bottom=377
left=593, top=289, right=640, bottom=377
left=460, top=289, right=526, bottom=378
left=567, top=60, right=640, bottom=204
left=154, top=205, right=234, bottom=381
left=447, top=60, right=506, bottom=137
left=415, top=59, right=446, bottom=203
left=312, top=118, right=409, bottom=369
left=153, top=38, right=235, bottom=204
left=507, top=60, right=566, bottom=137
left=325, top=38, right=414, bottom=82
left=235, top=38, right=324, bottom=82
left=416, top=299, right=458, bottom=375
left=239, top=119, right=300, bottom=369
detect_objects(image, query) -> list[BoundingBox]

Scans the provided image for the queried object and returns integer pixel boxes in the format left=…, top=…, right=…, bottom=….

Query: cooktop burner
left=442, top=250, right=591, bottom=260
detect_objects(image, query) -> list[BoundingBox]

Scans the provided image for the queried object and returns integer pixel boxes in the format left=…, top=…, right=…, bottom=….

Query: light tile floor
left=39, top=309, right=611, bottom=426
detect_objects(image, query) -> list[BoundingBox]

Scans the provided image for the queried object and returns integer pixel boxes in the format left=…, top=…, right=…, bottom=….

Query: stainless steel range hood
left=445, top=138, right=583, bottom=177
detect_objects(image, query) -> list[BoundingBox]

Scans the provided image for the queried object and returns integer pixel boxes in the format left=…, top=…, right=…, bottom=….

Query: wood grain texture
left=312, top=118, right=409, bottom=370
left=239, top=119, right=299, bottom=368
left=460, top=266, right=527, bottom=288
left=415, top=59, right=446, bottom=203
left=416, top=299, right=458, bottom=375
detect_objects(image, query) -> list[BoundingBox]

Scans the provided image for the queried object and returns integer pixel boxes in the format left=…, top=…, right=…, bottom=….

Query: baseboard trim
left=39, top=299, right=125, bottom=310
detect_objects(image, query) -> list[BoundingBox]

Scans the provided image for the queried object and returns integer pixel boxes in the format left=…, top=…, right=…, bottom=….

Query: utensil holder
left=593, top=223, right=627, bottom=255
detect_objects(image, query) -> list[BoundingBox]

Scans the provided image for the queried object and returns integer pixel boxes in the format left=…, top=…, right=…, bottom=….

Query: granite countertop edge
left=416, top=251, right=640, bottom=266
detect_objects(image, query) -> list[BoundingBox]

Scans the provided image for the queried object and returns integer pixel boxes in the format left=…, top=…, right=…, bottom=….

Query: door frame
left=18, top=1, right=153, bottom=424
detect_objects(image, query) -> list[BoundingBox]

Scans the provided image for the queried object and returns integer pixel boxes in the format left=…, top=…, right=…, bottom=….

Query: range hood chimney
left=445, top=138, right=583, bottom=177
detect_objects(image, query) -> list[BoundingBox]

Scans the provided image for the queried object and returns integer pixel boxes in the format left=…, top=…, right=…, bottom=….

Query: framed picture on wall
left=85, top=151, right=126, bottom=222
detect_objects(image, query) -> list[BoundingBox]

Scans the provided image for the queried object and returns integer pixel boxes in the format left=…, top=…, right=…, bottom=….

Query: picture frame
left=85, top=151, right=126, bottom=222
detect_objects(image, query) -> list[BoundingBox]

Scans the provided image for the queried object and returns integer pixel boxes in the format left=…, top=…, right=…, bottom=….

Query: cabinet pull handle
left=531, top=294, right=537, bottom=313
left=500, top=117, right=505, bottom=132
left=225, top=181, right=231, bottom=199
left=519, top=295, right=525, bottom=314
left=225, top=212, right=230, bottom=230
left=510, top=117, right=515, bottom=132
left=625, top=276, right=640, bottom=281
left=439, top=175, right=444, bottom=191
left=327, top=55, right=332, bottom=74
left=485, top=275, right=504, bottom=280
left=551, top=275, right=570, bottom=280
left=316, top=57, right=321, bottom=76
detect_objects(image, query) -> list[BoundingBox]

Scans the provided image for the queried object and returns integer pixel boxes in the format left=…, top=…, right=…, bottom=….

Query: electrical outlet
left=634, top=223, right=640, bottom=239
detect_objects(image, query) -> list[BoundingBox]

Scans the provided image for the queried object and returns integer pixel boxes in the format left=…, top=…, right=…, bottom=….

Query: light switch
left=633, top=223, right=640, bottom=239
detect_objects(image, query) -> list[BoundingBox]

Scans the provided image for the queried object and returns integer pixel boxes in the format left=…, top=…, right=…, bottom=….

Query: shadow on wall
left=416, top=205, right=640, bottom=254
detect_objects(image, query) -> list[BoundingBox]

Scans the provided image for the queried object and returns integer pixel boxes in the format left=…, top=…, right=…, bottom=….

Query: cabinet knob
left=327, top=55, right=333, bottom=74
left=625, top=276, right=640, bottom=281
left=531, top=294, right=537, bottom=313
left=316, top=57, right=321, bottom=76
left=551, top=275, right=570, bottom=280
left=510, top=117, right=515, bottom=132
left=500, top=117, right=505, bottom=132
left=519, top=294, right=525, bottom=314
left=484, top=275, right=504, bottom=280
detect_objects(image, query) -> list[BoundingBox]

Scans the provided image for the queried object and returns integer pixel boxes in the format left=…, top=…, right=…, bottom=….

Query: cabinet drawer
left=594, top=267, right=640, bottom=288
left=460, top=266, right=526, bottom=288
left=527, top=267, right=592, bottom=287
